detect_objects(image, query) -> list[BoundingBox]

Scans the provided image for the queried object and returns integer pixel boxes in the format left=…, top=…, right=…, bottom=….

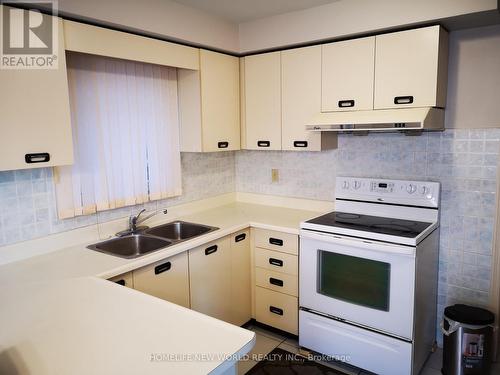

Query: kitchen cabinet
left=242, top=51, right=282, bottom=150
left=322, top=37, right=375, bottom=112
left=133, top=252, right=190, bottom=308
left=255, top=286, right=298, bottom=335
left=0, top=15, right=73, bottom=171
left=189, top=236, right=232, bottom=321
left=230, top=230, right=252, bottom=326
left=108, top=272, right=134, bottom=288
left=281, top=46, right=337, bottom=151
left=374, top=26, right=448, bottom=109
left=178, top=49, right=240, bottom=152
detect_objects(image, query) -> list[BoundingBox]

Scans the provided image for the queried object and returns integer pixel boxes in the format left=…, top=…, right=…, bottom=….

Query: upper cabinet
left=282, top=46, right=337, bottom=151
left=321, top=37, right=375, bottom=112
left=242, top=52, right=282, bottom=150
left=178, top=50, right=240, bottom=152
left=0, top=15, right=73, bottom=171
left=374, top=26, right=448, bottom=109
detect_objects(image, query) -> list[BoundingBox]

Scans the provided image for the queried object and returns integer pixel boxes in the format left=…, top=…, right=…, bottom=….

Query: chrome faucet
left=116, top=208, right=167, bottom=237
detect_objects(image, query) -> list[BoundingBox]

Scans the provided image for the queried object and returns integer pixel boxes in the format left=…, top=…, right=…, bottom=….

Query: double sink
left=87, top=221, right=219, bottom=259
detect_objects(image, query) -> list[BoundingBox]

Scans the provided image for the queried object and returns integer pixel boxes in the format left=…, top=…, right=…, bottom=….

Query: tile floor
left=238, top=324, right=500, bottom=375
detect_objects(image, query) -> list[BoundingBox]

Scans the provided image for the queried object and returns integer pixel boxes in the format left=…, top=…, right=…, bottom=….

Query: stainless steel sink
left=87, top=234, right=172, bottom=259
left=144, top=220, right=218, bottom=241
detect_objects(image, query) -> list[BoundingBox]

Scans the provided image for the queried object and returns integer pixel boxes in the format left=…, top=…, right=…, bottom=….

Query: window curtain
left=55, top=52, right=182, bottom=219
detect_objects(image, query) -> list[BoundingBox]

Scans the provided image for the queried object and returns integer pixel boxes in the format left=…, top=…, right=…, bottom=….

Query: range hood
left=307, top=107, right=444, bottom=133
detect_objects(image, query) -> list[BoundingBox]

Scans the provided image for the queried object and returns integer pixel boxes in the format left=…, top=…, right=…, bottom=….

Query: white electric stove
left=299, top=176, right=441, bottom=375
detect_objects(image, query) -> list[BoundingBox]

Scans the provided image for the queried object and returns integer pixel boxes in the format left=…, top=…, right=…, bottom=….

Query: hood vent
left=307, top=108, right=444, bottom=133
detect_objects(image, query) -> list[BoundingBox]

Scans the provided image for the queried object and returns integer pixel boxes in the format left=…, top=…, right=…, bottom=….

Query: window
left=55, top=52, right=181, bottom=219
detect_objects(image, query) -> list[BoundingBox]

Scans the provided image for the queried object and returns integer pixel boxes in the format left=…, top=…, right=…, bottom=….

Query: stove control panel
left=336, top=177, right=440, bottom=208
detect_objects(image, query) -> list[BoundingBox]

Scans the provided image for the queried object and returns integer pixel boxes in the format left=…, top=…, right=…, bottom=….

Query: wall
left=0, top=152, right=235, bottom=247
left=236, top=129, right=499, bottom=342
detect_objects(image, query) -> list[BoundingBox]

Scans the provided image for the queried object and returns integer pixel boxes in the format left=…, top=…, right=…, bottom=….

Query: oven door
left=300, top=230, right=416, bottom=340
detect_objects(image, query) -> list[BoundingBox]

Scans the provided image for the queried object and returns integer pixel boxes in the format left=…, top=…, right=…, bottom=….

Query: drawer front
left=109, top=272, right=134, bottom=288
left=254, top=228, right=298, bottom=255
left=255, top=267, right=298, bottom=297
left=254, top=248, right=298, bottom=276
left=255, top=286, right=298, bottom=335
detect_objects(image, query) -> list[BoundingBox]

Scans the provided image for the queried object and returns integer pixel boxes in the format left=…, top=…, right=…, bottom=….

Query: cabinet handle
left=269, top=237, right=283, bottom=246
left=218, top=141, right=229, bottom=149
left=338, top=100, right=355, bottom=108
left=269, top=306, right=284, bottom=316
left=269, top=277, right=284, bottom=287
left=154, top=261, right=172, bottom=275
left=235, top=233, right=246, bottom=242
left=205, top=245, right=218, bottom=255
left=269, top=258, right=283, bottom=267
left=293, top=141, right=308, bottom=148
left=115, top=279, right=126, bottom=286
left=257, top=141, right=270, bottom=147
left=25, top=153, right=50, bottom=164
left=394, top=96, right=414, bottom=105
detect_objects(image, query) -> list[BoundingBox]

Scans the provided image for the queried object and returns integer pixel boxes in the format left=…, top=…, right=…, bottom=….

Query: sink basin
left=144, top=220, right=218, bottom=241
left=87, top=234, right=172, bottom=259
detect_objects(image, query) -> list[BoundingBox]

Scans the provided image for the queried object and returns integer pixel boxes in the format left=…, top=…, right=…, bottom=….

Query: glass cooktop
left=306, top=211, right=433, bottom=238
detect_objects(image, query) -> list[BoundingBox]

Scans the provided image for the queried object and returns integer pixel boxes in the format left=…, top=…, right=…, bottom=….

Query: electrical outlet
left=271, top=169, right=279, bottom=183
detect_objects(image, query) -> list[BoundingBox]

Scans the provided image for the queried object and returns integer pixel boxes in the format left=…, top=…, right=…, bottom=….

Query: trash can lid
left=444, top=304, right=494, bottom=325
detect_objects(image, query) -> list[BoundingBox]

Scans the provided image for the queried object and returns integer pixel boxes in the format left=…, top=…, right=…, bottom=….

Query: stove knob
left=407, top=184, right=417, bottom=194
left=353, top=181, right=361, bottom=190
left=421, top=186, right=429, bottom=195
left=342, top=181, right=350, bottom=189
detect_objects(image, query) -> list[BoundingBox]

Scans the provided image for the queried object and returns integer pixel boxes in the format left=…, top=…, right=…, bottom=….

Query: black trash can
left=441, top=304, right=495, bottom=375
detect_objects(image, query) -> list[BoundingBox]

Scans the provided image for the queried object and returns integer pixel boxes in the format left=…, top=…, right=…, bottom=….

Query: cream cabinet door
left=230, top=230, right=252, bottom=326
left=322, top=37, right=375, bottom=112
left=108, top=272, right=134, bottom=288
left=281, top=46, right=336, bottom=151
left=133, top=252, right=190, bottom=308
left=243, top=52, right=281, bottom=150
left=189, top=237, right=232, bottom=321
left=374, top=26, right=448, bottom=109
left=0, top=15, right=73, bottom=171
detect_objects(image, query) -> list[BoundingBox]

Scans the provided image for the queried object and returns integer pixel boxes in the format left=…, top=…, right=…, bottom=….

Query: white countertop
left=0, top=200, right=321, bottom=375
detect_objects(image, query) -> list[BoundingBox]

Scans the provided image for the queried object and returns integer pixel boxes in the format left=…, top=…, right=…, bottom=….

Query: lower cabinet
left=132, top=252, right=190, bottom=308
left=109, top=272, right=134, bottom=288
left=255, top=287, right=298, bottom=335
left=229, top=230, right=252, bottom=326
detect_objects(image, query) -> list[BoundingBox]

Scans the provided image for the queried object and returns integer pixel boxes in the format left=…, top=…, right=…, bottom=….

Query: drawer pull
left=269, top=306, right=284, bottom=316
left=338, top=99, right=355, bottom=108
left=115, top=279, right=126, bottom=286
left=154, top=261, right=171, bottom=275
left=269, top=277, right=284, bottom=287
left=257, top=140, right=270, bottom=147
left=394, top=96, right=414, bottom=105
left=235, top=233, right=246, bottom=242
left=293, top=141, right=308, bottom=148
left=269, top=237, right=283, bottom=246
left=25, top=152, right=50, bottom=164
left=269, top=258, right=283, bottom=267
left=205, top=245, right=218, bottom=256
left=218, top=141, right=229, bottom=149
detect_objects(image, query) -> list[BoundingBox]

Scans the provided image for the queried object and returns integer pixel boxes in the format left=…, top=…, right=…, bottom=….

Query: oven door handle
left=300, top=230, right=416, bottom=256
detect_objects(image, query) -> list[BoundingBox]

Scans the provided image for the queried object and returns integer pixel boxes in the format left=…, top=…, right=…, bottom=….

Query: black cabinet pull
left=269, top=306, right=284, bottom=316
left=269, top=277, right=284, bottom=287
left=25, top=153, right=50, bottom=164
left=235, top=233, right=246, bottom=242
left=293, top=141, right=308, bottom=148
left=394, top=96, right=414, bottom=105
left=338, top=99, right=355, bottom=108
left=115, top=279, right=126, bottom=286
left=154, top=261, right=172, bottom=275
left=269, top=237, right=283, bottom=246
left=205, top=245, right=218, bottom=255
left=269, top=258, right=283, bottom=267
left=257, top=141, right=270, bottom=147
left=218, top=141, right=229, bottom=149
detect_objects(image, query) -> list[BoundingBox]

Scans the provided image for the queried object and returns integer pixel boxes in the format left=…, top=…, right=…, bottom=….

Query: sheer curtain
left=55, top=52, right=182, bottom=219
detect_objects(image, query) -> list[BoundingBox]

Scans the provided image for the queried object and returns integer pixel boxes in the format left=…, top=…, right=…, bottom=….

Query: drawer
left=108, top=272, right=134, bottom=288
left=254, top=248, right=298, bottom=276
left=254, top=228, right=298, bottom=255
left=255, top=286, right=298, bottom=335
left=255, top=267, right=298, bottom=297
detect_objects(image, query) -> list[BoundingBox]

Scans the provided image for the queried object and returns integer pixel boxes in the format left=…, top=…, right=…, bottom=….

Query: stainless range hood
left=307, top=107, right=444, bottom=133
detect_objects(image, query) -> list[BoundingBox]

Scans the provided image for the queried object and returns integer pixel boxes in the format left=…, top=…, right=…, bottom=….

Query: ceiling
left=172, top=0, right=339, bottom=23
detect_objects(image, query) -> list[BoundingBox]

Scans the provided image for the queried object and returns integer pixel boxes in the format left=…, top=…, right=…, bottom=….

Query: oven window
left=318, top=251, right=390, bottom=311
